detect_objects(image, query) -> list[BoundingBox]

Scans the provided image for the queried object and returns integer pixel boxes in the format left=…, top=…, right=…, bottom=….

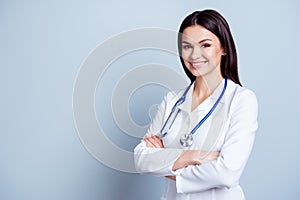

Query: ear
left=221, top=47, right=226, bottom=56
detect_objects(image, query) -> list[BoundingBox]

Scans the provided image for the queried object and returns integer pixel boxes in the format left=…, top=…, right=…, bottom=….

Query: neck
left=193, top=71, right=223, bottom=98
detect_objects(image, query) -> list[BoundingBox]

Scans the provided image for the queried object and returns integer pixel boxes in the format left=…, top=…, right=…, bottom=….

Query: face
left=181, top=25, right=225, bottom=78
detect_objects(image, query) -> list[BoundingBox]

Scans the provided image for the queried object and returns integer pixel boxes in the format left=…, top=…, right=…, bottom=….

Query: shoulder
left=164, top=86, right=188, bottom=103
left=226, top=79, right=258, bottom=116
left=155, top=85, right=188, bottom=113
left=227, top=79, right=257, bottom=102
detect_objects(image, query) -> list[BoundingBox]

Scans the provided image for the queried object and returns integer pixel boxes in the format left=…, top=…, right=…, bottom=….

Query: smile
left=189, top=61, right=207, bottom=68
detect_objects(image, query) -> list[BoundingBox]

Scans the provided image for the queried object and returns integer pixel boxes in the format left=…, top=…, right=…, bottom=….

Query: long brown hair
left=178, top=9, right=242, bottom=86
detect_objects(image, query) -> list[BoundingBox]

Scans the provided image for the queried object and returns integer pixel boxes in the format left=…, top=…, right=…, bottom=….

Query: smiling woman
left=181, top=26, right=225, bottom=79
left=178, top=10, right=240, bottom=86
left=180, top=25, right=227, bottom=111
left=134, top=9, right=258, bottom=200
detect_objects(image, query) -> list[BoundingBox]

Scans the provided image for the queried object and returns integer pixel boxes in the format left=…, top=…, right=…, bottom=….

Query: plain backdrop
left=1, top=0, right=300, bottom=199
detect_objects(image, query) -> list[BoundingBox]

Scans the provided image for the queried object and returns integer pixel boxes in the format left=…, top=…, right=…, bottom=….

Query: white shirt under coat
left=134, top=78, right=258, bottom=200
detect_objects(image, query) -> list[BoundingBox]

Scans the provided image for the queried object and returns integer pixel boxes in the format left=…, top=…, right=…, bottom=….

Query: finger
left=201, top=155, right=215, bottom=161
left=145, top=136, right=162, bottom=148
left=148, top=136, right=162, bottom=148
left=144, top=137, right=155, bottom=148
left=144, top=138, right=150, bottom=147
left=165, top=176, right=176, bottom=181
left=150, top=135, right=164, bottom=148
left=211, top=151, right=220, bottom=156
left=206, top=154, right=219, bottom=161
left=145, top=135, right=164, bottom=148
left=202, top=151, right=219, bottom=159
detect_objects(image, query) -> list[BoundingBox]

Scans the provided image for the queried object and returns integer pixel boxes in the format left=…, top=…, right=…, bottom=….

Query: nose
left=190, top=46, right=202, bottom=60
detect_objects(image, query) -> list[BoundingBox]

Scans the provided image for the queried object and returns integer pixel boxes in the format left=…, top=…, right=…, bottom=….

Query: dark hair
left=178, top=9, right=241, bottom=86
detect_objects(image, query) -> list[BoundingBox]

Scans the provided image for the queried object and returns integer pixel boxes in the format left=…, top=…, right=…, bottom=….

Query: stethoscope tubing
left=159, top=78, right=227, bottom=139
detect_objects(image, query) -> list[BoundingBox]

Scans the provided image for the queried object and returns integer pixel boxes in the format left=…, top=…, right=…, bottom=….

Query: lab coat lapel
left=177, top=79, right=226, bottom=114
left=177, top=82, right=194, bottom=113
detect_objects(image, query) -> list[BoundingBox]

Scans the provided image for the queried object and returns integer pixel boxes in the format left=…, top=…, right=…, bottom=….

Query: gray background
left=1, top=0, right=299, bottom=199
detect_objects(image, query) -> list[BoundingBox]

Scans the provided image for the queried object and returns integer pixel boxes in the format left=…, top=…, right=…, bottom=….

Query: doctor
left=134, top=9, right=258, bottom=200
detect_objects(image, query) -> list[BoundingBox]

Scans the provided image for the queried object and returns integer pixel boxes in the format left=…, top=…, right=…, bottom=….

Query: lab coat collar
left=178, top=78, right=226, bottom=113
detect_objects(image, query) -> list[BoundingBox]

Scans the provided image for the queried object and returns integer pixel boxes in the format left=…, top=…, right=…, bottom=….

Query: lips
left=190, top=61, right=207, bottom=68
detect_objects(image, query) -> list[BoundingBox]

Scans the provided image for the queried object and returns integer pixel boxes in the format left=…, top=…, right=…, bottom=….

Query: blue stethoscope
left=158, top=78, right=227, bottom=147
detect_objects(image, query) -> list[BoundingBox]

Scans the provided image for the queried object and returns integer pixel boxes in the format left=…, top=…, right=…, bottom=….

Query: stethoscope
left=158, top=78, right=227, bottom=147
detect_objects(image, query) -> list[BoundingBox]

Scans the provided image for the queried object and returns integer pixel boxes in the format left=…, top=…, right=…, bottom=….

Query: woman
left=134, top=9, right=258, bottom=200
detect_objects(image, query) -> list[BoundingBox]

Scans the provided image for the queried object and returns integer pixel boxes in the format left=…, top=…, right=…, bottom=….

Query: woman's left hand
left=144, top=135, right=164, bottom=148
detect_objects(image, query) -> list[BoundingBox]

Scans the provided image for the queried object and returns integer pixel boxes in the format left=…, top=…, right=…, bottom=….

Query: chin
left=188, top=68, right=203, bottom=77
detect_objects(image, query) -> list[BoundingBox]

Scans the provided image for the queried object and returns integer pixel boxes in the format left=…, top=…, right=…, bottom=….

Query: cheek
left=208, top=49, right=222, bottom=61
left=181, top=50, right=190, bottom=60
left=183, top=60, right=190, bottom=67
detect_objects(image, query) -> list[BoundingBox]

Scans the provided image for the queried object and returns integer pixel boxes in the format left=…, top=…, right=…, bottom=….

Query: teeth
left=191, top=61, right=206, bottom=66
left=192, top=61, right=206, bottom=64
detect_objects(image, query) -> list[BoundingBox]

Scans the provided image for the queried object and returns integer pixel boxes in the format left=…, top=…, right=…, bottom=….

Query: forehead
left=182, top=25, right=219, bottom=43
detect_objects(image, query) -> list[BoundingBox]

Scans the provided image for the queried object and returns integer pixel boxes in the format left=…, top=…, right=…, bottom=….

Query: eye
left=201, top=43, right=211, bottom=48
left=182, top=44, right=193, bottom=49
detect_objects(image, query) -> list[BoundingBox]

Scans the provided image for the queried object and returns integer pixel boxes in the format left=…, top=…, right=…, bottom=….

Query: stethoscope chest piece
left=159, top=78, right=227, bottom=148
left=180, top=133, right=193, bottom=147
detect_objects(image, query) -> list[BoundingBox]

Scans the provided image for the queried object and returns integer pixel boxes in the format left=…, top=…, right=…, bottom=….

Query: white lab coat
left=134, top=79, right=258, bottom=200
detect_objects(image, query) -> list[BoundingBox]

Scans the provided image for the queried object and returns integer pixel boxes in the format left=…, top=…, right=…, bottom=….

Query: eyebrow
left=182, top=39, right=212, bottom=44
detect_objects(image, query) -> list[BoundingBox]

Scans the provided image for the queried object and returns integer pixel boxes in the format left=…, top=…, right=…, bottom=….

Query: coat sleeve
left=176, top=89, right=258, bottom=193
left=134, top=92, right=184, bottom=177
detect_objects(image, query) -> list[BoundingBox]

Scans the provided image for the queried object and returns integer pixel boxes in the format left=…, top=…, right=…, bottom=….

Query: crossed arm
left=144, top=135, right=219, bottom=180
left=135, top=90, right=258, bottom=194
